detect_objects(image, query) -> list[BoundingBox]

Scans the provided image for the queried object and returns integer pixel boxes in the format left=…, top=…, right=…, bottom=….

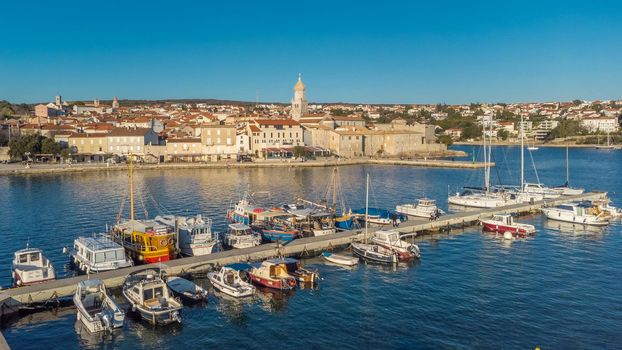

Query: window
left=144, top=288, right=154, bottom=300
left=154, top=287, right=164, bottom=298
left=95, top=253, right=105, bottom=263
left=137, top=146, right=141, bottom=151
left=19, top=255, right=27, bottom=263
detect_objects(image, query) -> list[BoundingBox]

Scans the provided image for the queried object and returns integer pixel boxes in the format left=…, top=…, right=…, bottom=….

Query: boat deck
left=0, top=191, right=607, bottom=309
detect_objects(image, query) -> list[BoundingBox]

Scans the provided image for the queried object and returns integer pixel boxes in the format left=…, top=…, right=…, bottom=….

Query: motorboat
left=70, top=234, right=132, bottom=273
left=224, top=223, right=262, bottom=249
left=351, top=243, right=398, bottom=264
left=448, top=189, right=520, bottom=208
left=74, top=279, right=125, bottom=333
left=275, top=258, right=320, bottom=284
left=321, top=252, right=359, bottom=266
left=155, top=214, right=217, bottom=256
left=480, top=214, right=536, bottom=237
left=248, top=260, right=297, bottom=290
left=207, top=265, right=256, bottom=298
left=122, top=269, right=182, bottom=325
left=396, top=198, right=444, bottom=219
left=352, top=208, right=405, bottom=226
left=589, top=199, right=622, bottom=219
left=166, top=276, right=209, bottom=303
left=542, top=203, right=610, bottom=226
left=12, top=246, right=56, bottom=287
left=371, top=229, right=420, bottom=260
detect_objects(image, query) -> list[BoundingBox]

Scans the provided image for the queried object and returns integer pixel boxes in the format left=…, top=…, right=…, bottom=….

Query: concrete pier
left=0, top=191, right=607, bottom=309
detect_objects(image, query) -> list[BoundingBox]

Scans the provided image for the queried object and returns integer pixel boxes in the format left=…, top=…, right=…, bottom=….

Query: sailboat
left=527, top=135, right=539, bottom=151
left=553, top=145, right=584, bottom=195
left=448, top=121, right=520, bottom=208
left=595, top=131, right=615, bottom=150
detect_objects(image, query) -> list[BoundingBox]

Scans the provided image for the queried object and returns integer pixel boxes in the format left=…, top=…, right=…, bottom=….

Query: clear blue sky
left=1, top=0, right=621, bottom=104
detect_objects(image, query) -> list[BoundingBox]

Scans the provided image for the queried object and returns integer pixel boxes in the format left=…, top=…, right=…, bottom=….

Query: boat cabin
left=417, top=198, right=437, bottom=207
left=228, top=223, right=252, bottom=235
left=129, top=277, right=171, bottom=307
left=491, top=214, right=514, bottom=225
left=14, top=248, right=45, bottom=267
left=374, top=230, right=400, bottom=244
left=73, top=235, right=131, bottom=271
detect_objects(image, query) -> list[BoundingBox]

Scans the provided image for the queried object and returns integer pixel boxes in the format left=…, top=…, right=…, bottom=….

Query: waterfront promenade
left=0, top=157, right=488, bottom=176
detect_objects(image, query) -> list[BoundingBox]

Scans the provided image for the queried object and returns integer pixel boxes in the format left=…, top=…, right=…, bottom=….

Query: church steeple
left=291, top=73, right=308, bottom=120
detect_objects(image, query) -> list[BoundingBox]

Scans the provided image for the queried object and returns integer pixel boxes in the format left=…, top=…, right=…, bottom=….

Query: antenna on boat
left=26, top=237, right=30, bottom=249
left=129, top=153, right=135, bottom=225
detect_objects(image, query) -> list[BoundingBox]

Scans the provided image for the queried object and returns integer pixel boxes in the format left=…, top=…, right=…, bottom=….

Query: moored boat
left=12, top=246, right=56, bottom=287
left=542, top=203, right=609, bottom=226
left=480, top=214, right=536, bottom=237
left=70, top=234, right=132, bottom=273
left=351, top=243, right=398, bottom=264
left=111, top=219, right=177, bottom=264
left=589, top=199, right=622, bottom=219
left=248, top=260, right=297, bottom=290
left=166, top=276, right=209, bottom=303
left=122, top=269, right=182, bottom=325
left=251, top=212, right=299, bottom=243
left=275, top=257, right=320, bottom=284
left=74, top=279, right=125, bottom=333
left=207, top=265, right=256, bottom=298
left=321, top=251, right=359, bottom=266
left=371, top=229, right=420, bottom=260
left=396, top=198, right=444, bottom=219
left=224, top=223, right=262, bottom=249
left=155, top=214, right=217, bottom=256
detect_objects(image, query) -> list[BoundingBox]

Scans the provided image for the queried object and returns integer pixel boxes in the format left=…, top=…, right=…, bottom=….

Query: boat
left=521, top=182, right=561, bottom=199
left=284, top=202, right=337, bottom=237
left=527, top=136, right=539, bottom=151
left=542, top=203, right=610, bottom=226
left=248, top=260, right=297, bottom=290
left=226, top=191, right=266, bottom=225
left=207, top=265, right=256, bottom=298
left=371, top=229, right=420, bottom=260
left=251, top=211, right=299, bottom=243
left=353, top=208, right=405, bottom=226
left=589, top=199, right=622, bottom=219
left=480, top=214, right=536, bottom=237
left=595, top=131, right=616, bottom=150
left=110, top=156, right=178, bottom=264
left=154, top=214, right=217, bottom=256
left=224, top=223, right=262, bottom=249
left=70, top=234, right=132, bottom=273
left=12, top=246, right=56, bottom=287
left=273, top=257, right=320, bottom=284
left=553, top=145, right=584, bottom=195
left=166, top=276, right=209, bottom=303
left=396, top=198, right=444, bottom=219
left=351, top=243, right=398, bottom=264
left=74, top=279, right=125, bottom=333
left=449, top=122, right=521, bottom=208
left=122, top=269, right=182, bottom=325
left=321, top=252, right=359, bottom=266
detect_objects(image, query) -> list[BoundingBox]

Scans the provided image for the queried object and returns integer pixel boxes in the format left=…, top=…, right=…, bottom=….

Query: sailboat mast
left=365, top=173, right=369, bottom=243
left=129, top=154, right=135, bottom=222
left=566, top=144, right=570, bottom=185
left=520, top=115, right=524, bottom=189
left=483, top=121, right=488, bottom=193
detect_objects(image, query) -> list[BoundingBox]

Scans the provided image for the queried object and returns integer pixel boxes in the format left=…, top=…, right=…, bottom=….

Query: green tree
left=293, top=145, right=308, bottom=159
left=0, top=100, right=15, bottom=118
left=41, top=137, right=62, bottom=155
left=572, top=99, right=582, bottom=106
left=497, top=129, right=509, bottom=140
left=437, top=134, right=453, bottom=146
left=8, top=134, right=63, bottom=159
left=546, top=120, right=587, bottom=140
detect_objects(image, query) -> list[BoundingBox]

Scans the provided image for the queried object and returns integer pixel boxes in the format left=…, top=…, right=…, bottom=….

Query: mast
left=520, top=115, right=524, bottom=190
left=365, top=173, right=369, bottom=244
left=483, top=121, right=488, bottom=193
left=566, top=144, right=570, bottom=185
left=129, top=154, right=135, bottom=222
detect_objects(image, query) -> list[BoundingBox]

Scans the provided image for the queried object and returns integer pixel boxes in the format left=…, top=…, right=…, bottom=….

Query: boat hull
left=249, top=273, right=295, bottom=290
left=481, top=221, right=534, bottom=236
left=542, top=209, right=609, bottom=227
left=322, top=252, right=359, bottom=266
left=351, top=244, right=398, bottom=264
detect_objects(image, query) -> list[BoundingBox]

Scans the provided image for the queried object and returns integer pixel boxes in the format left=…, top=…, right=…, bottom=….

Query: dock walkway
left=0, top=191, right=607, bottom=309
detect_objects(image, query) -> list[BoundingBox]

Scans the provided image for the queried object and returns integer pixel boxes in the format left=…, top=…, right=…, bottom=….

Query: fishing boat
left=111, top=156, right=178, bottom=264
left=396, top=198, right=444, bottom=219
left=248, top=260, right=297, bottom=290
left=371, top=229, right=420, bottom=260
left=12, top=246, right=56, bottom=287
left=353, top=208, right=404, bottom=225
left=224, top=223, right=262, bottom=249
left=542, top=203, right=610, bottom=226
left=251, top=211, right=299, bottom=243
left=274, top=257, right=320, bottom=284
left=480, top=214, right=536, bottom=237
left=154, top=214, right=217, bottom=256
left=284, top=202, right=337, bottom=237
left=351, top=243, right=398, bottom=264
left=207, top=265, right=256, bottom=298
left=74, top=279, right=125, bottom=333
left=166, top=276, right=209, bottom=303
left=70, top=234, right=132, bottom=273
left=321, top=252, right=359, bottom=266
left=122, top=269, right=182, bottom=325
left=226, top=190, right=268, bottom=225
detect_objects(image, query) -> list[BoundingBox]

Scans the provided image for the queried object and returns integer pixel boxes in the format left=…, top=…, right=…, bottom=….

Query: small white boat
left=166, top=276, right=209, bottom=303
left=480, top=213, right=536, bottom=237
left=522, top=183, right=561, bottom=199
left=591, top=199, right=622, bottom=218
left=396, top=198, right=444, bottom=219
left=371, top=229, right=420, bottom=260
left=542, top=203, right=609, bottom=226
left=70, top=234, right=132, bottom=273
left=351, top=243, right=398, bottom=264
left=12, top=247, right=56, bottom=287
left=224, top=223, right=262, bottom=249
left=321, top=252, right=359, bottom=266
left=155, top=214, right=217, bottom=256
left=207, top=266, right=255, bottom=298
left=122, top=270, right=182, bottom=325
left=74, top=279, right=125, bottom=333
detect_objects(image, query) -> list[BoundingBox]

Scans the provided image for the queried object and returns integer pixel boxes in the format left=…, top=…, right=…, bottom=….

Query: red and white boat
left=480, top=214, right=536, bottom=237
left=248, top=260, right=297, bottom=291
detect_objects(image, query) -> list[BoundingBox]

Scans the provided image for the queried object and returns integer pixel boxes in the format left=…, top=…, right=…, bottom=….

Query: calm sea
left=1, top=146, right=621, bottom=349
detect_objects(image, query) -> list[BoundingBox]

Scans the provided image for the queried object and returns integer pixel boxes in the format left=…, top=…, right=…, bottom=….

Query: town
left=0, top=75, right=621, bottom=164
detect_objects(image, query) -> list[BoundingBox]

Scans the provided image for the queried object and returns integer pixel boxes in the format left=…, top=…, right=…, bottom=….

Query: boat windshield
left=144, top=286, right=164, bottom=301
left=30, top=253, right=40, bottom=262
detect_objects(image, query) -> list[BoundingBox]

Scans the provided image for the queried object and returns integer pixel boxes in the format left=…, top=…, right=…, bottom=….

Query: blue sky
left=1, top=0, right=620, bottom=104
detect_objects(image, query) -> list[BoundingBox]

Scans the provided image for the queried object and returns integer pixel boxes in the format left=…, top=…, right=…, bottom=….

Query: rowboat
left=166, top=276, right=209, bottom=303
left=321, top=252, right=359, bottom=266
left=207, top=265, right=255, bottom=298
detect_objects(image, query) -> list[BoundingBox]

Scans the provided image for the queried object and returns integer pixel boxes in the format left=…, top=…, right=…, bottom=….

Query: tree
left=293, top=145, right=308, bottom=159
left=41, top=137, right=62, bottom=155
left=0, top=100, right=15, bottom=118
left=497, top=129, right=509, bottom=140
left=572, top=99, right=582, bottom=106
left=546, top=120, right=587, bottom=140
left=437, top=134, right=453, bottom=146
left=8, top=134, right=63, bottom=159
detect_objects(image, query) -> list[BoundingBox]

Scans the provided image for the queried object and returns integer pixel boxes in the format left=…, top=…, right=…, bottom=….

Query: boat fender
left=160, top=239, right=166, bottom=246
left=168, top=238, right=174, bottom=246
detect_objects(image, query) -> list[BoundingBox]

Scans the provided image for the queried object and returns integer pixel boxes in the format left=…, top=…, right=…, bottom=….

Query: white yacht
left=74, top=279, right=125, bottom=333
left=224, top=223, right=261, bottom=249
left=71, top=234, right=133, bottom=273
left=522, top=183, right=562, bottom=199
left=207, top=266, right=256, bottom=298
left=396, top=198, right=444, bottom=218
left=542, top=203, right=609, bottom=226
left=122, top=269, right=182, bottom=325
left=155, top=214, right=217, bottom=256
left=12, top=247, right=56, bottom=287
